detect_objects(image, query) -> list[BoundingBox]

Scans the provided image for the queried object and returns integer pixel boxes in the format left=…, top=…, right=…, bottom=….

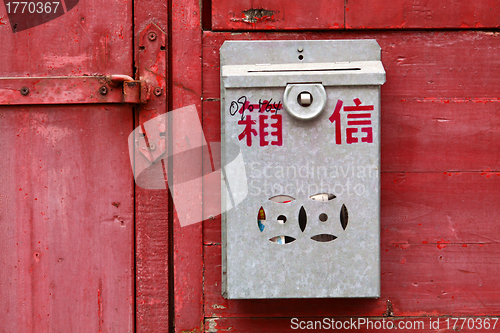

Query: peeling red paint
left=437, top=238, right=451, bottom=250
left=391, top=241, right=410, bottom=250
left=481, top=168, right=500, bottom=178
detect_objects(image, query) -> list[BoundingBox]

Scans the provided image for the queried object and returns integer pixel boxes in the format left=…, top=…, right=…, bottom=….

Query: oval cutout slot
left=311, top=234, right=337, bottom=242
left=269, top=236, right=296, bottom=244
left=298, top=206, right=307, bottom=232
left=340, top=204, right=348, bottom=230
left=257, top=206, right=266, bottom=232
left=310, top=193, right=336, bottom=201
left=269, top=195, right=295, bottom=203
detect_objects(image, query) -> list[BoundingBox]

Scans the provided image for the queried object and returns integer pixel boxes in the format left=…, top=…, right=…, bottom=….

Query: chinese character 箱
left=329, top=98, right=374, bottom=144
left=238, top=114, right=282, bottom=147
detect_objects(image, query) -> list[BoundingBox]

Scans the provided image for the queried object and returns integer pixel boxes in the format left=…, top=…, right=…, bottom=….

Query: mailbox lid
left=220, top=40, right=383, bottom=65
left=221, top=40, right=386, bottom=88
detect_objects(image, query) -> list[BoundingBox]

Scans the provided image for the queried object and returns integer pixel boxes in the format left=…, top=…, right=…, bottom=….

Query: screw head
left=20, top=87, right=30, bottom=96
left=149, top=142, right=156, bottom=151
left=99, top=86, right=108, bottom=95
left=148, top=32, right=157, bottom=41
left=297, top=47, right=304, bottom=52
left=154, top=87, right=162, bottom=96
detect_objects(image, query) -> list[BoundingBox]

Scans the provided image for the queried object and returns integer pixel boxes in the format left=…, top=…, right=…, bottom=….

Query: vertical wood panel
left=0, top=106, right=134, bottom=332
left=133, top=1, right=170, bottom=332
left=172, top=0, right=204, bottom=331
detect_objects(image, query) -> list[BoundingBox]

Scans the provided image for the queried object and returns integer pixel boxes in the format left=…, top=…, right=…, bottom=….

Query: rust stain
left=383, top=299, right=395, bottom=317
left=240, top=8, right=274, bottom=24
left=98, top=279, right=103, bottom=333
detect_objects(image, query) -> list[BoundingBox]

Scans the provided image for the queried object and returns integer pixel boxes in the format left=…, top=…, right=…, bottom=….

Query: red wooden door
left=0, top=0, right=202, bottom=332
left=0, top=1, right=137, bottom=332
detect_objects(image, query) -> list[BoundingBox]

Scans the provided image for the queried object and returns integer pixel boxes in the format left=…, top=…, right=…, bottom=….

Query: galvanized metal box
left=221, top=40, right=386, bottom=299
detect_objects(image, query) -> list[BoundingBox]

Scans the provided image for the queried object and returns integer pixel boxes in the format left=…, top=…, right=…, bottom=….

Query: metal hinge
left=0, top=23, right=166, bottom=107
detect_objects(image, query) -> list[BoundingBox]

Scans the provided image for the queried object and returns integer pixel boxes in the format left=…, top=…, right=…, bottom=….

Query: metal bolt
left=154, top=87, right=162, bottom=96
left=297, top=91, right=313, bottom=107
left=99, top=86, right=108, bottom=95
left=297, top=47, right=304, bottom=52
left=20, top=87, right=30, bottom=96
left=149, top=142, right=156, bottom=151
left=148, top=32, right=157, bottom=41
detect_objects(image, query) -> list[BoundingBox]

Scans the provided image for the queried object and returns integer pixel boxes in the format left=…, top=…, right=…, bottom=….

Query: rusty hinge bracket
left=136, top=22, right=167, bottom=117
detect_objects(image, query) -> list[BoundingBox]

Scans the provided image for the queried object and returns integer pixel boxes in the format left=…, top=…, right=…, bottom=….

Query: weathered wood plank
left=0, top=0, right=133, bottom=77
left=211, top=0, right=500, bottom=31
left=211, top=0, right=344, bottom=31
left=172, top=0, right=204, bottom=331
left=0, top=106, right=134, bottom=332
left=346, top=0, right=500, bottom=29
left=133, top=0, right=170, bottom=331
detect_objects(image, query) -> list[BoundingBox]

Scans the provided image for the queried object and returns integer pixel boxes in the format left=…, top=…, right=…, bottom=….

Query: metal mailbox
left=221, top=40, right=386, bottom=299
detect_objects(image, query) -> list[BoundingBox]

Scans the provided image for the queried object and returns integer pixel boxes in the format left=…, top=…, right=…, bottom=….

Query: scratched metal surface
left=0, top=1, right=135, bottom=332
left=221, top=40, right=385, bottom=298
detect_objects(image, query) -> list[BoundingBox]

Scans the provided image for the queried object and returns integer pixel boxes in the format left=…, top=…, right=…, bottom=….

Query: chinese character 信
left=329, top=98, right=374, bottom=144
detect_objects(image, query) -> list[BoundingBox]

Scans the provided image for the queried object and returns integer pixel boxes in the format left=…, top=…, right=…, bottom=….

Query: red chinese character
left=259, top=115, right=269, bottom=146
left=329, top=98, right=374, bottom=144
left=270, top=114, right=282, bottom=146
left=238, top=115, right=257, bottom=146
left=328, top=99, right=343, bottom=144
left=258, top=114, right=283, bottom=146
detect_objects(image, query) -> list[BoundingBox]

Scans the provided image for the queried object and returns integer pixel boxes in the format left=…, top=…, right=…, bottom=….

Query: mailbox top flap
left=220, top=40, right=386, bottom=88
left=220, top=40, right=382, bottom=65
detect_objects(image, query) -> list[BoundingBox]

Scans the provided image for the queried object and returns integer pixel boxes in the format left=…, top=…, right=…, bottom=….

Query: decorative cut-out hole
left=298, top=206, right=307, bottom=232
left=340, top=204, right=348, bottom=230
left=319, top=213, right=328, bottom=222
left=310, top=193, right=336, bottom=201
left=269, top=236, right=296, bottom=244
left=269, top=195, right=295, bottom=203
left=277, top=215, right=287, bottom=224
left=257, top=206, right=266, bottom=232
left=311, top=234, right=337, bottom=242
